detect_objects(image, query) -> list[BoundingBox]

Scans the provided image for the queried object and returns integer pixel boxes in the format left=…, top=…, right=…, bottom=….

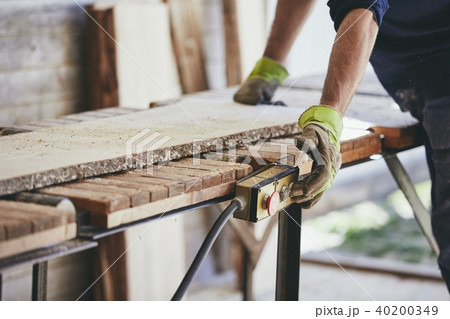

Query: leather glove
left=233, top=57, right=288, bottom=105
left=291, top=105, right=343, bottom=208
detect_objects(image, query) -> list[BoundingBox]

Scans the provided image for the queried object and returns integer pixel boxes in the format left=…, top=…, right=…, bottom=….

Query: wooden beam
left=94, top=232, right=128, bottom=300
left=222, top=0, right=242, bottom=86
left=86, top=5, right=119, bottom=109
left=167, top=0, right=208, bottom=93
left=92, top=182, right=236, bottom=228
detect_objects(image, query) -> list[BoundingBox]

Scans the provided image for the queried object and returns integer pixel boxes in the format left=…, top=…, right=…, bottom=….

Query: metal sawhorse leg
left=32, top=261, right=48, bottom=301
left=384, top=153, right=440, bottom=255
left=276, top=203, right=302, bottom=301
left=231, top=202, right=302, bottom=301
left=272, top=154, right=440, bottom=301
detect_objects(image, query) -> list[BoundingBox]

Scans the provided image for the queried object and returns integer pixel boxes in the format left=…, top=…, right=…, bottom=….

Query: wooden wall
left=0, top=0, right=230, bottom=127
left=0, top=0, right=92, bottom=126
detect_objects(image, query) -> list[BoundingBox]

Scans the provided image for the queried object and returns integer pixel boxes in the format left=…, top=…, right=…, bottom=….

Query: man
left=234, top=0, right=450, bottom=292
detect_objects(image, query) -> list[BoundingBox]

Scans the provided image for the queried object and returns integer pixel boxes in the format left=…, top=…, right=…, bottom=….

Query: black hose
left=171, top=199, right=242, bottom=301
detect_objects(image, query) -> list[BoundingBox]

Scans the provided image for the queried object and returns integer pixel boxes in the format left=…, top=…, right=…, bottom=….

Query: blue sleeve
left=327, top=0, right=390, bottom=31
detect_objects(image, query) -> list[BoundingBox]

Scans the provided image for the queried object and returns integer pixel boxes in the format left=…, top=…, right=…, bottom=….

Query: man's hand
left=233, top=57, right=288, bottom=105
left=291, top=105, right=343, bottom=208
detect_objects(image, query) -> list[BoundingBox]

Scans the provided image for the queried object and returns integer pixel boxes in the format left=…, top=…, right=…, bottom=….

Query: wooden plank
left=0, top=200, right=75, bottom=226
left=83, top=177, right=168, bottom=202
left=136, top=165, right=221, bottom=189
left=341, top=135, right=382, bottom=164
left=235, top=0, right=267, bottom=78
left=167, top=0, right=208, bottom=93
left=107, top=174, right=184, bottom=197
left=204, top=128, right=380, bottom=173
left=166, top=160, right=234, bottom=184
left=371, top=124, right=421, bottom=149
left=274, top=129, right=382, bottom=165
left=94, top=232, right=128, bottom=300
left=92, top=182, right=236, bottom=228
left=193, top=159, right=253, bottom=179
left=0, top=209, right=51, bottom=234
left=222, top=0, right=242, bottom=86
left=0, top=0, right=87, bottom=127
left=85, top=2, right=182, bottom=109
left=85, top=5, right=119, bottom=109
left=0, top=223, right=5, bottom=241
left=39, top=186, right=130, bottom=215
left=173, top=158, right=238, bottom=182
left=301, top=251, right=443, bottom=281
left=0, top=216, right=32, bottom=240
left=9, top=192, right=76, bottom=213
left=112, top=2, right=182, bottom=108
left=66, top=182, right=150, bottom=207
left=0, top=195, right=79, bottom=242
left=145, top=166, right=203, bottom=192
left=204, top=142, right=312, bottom=172
left=0, top=223, right=76, bottom=259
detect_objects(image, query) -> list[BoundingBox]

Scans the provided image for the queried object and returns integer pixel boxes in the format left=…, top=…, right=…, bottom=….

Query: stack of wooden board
left=204, top=129, right=381, bottom=170
left=39, top=158, right=253, bottom=229
left=0, top=81, right=419, bottom=239
left=31, top=125, right=381, bottom=230
left=0, top=200, right=76, bottom=259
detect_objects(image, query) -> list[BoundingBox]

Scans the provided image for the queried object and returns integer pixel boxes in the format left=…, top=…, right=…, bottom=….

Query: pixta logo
left=126, top=129, right=173, bottom=171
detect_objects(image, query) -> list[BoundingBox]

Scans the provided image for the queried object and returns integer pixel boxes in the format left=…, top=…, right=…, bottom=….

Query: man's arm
left=292, top=8, right=380, bottom=207
left=321, top=8, right=379, bottom=116
left=233, top=0, right=316, bottom=105
left=264, top=0, right=317, bottom=63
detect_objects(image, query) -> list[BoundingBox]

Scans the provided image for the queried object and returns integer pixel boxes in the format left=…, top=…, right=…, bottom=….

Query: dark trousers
left=371, top=51, right=450, bottom=293
left=422, top=97, right=450, bottom=291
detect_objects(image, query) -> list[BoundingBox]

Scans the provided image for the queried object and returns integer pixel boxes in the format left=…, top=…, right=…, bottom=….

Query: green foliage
left=306, top=180, right=436, bottom=265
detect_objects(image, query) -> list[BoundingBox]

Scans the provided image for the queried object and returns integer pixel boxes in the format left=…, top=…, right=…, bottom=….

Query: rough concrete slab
left=0, top=87, right=418, bottom=196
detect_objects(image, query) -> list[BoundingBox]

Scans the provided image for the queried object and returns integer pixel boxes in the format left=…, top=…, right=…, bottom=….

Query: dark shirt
left=327, top=0, right=450, bottom=115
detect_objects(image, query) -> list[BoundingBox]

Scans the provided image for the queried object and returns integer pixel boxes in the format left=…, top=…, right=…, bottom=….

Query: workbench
left=0, top=74, right=436, bottom=300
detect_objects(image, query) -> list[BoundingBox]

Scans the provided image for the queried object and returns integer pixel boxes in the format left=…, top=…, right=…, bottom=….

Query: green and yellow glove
left=292, top=105, right=343, bottom=208
left=233, top=57, right=289, bottom=105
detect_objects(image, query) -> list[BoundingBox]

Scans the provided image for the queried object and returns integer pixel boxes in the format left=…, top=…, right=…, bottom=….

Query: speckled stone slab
left=0, top=91, right=304, bottom=196
left=0, top=87, right=418, bottom=196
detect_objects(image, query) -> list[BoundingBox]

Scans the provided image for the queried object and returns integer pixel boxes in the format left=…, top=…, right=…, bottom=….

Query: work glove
left=233, top=57, right=289, bottom=105
left=291, top=105, right=343, bottom=208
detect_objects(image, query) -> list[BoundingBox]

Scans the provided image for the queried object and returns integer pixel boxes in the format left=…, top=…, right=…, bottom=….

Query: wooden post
left=85, top=5, right=119, bottom=109
left=222, top=0, right=242, bottom=86
left=94, top=232, right=129, bottom=300
left=167, top=0, right=208, bottom=93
